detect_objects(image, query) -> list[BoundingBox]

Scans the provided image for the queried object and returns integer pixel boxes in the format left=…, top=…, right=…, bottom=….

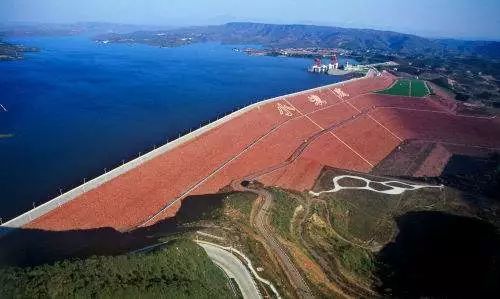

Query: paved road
left=198, top=242, right=262, bottom=299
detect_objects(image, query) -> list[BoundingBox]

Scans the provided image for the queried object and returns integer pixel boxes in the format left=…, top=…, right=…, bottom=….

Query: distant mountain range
left=0, top=22, right=171, bottom=37
left=2, top=22, right=499, bottom=59
left=96, top=22, right=500, bottom=59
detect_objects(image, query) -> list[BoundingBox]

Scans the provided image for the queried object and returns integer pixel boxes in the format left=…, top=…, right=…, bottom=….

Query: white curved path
left=310, top=175, right=444, bottom=196
left=197, top=242, right=263, bottom=299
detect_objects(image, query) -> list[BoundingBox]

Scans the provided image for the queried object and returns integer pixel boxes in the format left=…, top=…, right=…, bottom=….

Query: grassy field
left=306, top=212, right=376, bottom=283
left=269, top=188, right=300, bottom=240
left=224, top=192, right=257, bottom=220
left=410, top=80, right=430, bottom=97
left=376, top=79, right=430, bottom=97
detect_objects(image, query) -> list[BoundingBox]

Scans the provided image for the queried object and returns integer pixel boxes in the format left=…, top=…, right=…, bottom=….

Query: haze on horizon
left=1, top=0, right=500, bottom=41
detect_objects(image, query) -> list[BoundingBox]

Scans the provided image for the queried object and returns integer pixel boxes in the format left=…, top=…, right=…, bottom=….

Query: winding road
left=198, top=242, right=262, bottom=299
left=233, top=181, right=314, bottom=298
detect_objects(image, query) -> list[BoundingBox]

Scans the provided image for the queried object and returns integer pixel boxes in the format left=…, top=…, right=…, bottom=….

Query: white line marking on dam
left=283, top=98, right=374, bottom=168
left=310, top=175, right=444, bottom=196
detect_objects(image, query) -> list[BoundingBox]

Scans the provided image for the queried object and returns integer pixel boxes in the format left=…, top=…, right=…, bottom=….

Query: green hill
left=95, top=22, right=500, bottom=59
left=0, top=239, right=233, bottom=298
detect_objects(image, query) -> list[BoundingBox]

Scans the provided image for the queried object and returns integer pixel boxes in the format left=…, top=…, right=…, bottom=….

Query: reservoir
left=0, top=35, right=353, bottom=221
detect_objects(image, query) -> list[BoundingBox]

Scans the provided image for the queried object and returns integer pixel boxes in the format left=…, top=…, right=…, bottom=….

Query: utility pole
left=82, top=178, right=87, bottom=196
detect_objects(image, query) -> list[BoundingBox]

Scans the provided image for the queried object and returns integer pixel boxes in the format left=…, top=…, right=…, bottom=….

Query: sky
left=1, top=0, right=499, bottom=40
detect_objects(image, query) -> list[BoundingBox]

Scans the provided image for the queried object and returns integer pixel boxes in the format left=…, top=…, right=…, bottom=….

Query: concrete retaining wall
left=0, top=75, right=366, bottom=234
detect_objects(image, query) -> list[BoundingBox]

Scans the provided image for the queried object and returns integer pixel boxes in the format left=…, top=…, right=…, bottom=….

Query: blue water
left=0, top=36, right=350, bottom=221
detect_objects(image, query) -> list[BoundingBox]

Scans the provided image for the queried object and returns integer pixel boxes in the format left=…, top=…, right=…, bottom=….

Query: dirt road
left=233, top=181, right=314, bottom=298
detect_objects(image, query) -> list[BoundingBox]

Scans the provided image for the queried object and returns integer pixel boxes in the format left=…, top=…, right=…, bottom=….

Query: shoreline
left=0, top=74, right=367, bottom=235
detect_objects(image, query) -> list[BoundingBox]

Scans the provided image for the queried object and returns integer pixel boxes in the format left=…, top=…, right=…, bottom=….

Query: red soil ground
left=372, top=139, right=498, bottom=178
left=350, top=93, right=444, bottom=112
left=285, top=89, right=341, bottom=114
left=307, top=102, right=358, bottom=128
left=413, top=144, right=453, bottom=177
left=343, top=74, right=394, bottom=96
left=188, top=117, right=320, bottom=195
left=333, top=114, right=401, bottom=165
left=253, top=157, right=323, bottom=192
left=301, top=134, right=372, bottom=172
left=370, top=108, right=500, bottom=148
left=27, top=101, right=292, bottom=230
left=370, top=140, right=434, bottom=177
left=255, top=167, right=288, bottom=187
left=25, top=74, right=500, bottom=232
left=426, top=82, right=458, bottom=111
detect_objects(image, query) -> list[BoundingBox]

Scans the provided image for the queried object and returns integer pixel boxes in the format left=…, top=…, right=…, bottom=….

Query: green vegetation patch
left=325, top=190, right=399, bottom=244
left=269, top=188, right=300, bottom=240
left=410, top=80, right=430, bottom=97
left=0, top=239, right=233, bottom=298
left=376, top=79, right=429, bottom=97
left=334, top=240, right=375, bottom=279
left=307, top=214, right=376, bottom=281
left=224, top=192, right=257, bottom=220
left=378, top=79, right=410, bottom=96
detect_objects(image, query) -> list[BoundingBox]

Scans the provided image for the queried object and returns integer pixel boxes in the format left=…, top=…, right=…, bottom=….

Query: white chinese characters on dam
left=276, top=102, right=296, bottom=116
left=308, top=95, right=327, bottom=106
left=332, top=88, right=349, bottom=99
